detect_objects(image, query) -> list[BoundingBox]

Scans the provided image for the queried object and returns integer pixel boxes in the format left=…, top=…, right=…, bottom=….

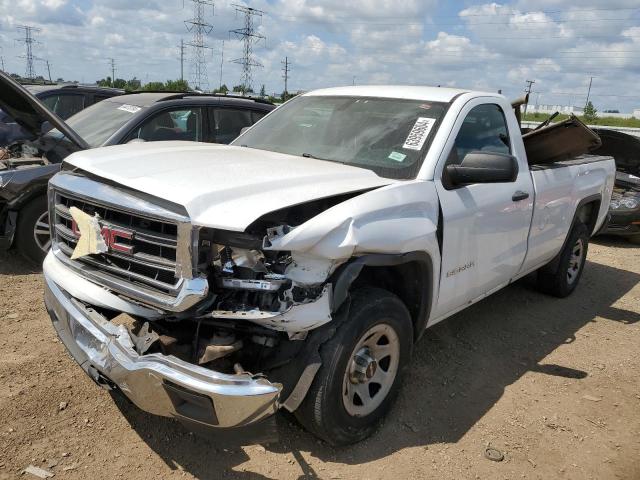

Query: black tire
left=628, top=235, right=640, bottom=245
left=537, top=222, right=589, bottom=298
left=294, top=287, right=413, bottom=446
left=15, top=195, right=50, bottom=265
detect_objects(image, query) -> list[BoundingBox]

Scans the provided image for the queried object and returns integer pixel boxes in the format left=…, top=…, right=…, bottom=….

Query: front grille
left=52, top=190, right=182, bottom=297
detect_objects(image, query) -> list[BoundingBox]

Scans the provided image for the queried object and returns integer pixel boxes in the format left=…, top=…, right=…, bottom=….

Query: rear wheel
left=294, top=287, right=413, bottom=446
left=15, top=196, right=50, bottom=265
left=537, top=222, right=589, bottom=297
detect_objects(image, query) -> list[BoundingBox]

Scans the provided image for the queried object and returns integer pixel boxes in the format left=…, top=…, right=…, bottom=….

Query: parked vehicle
left=43, top=85, right=614, bottom=446
left=0, top=83, right=123, bottom=146
left=0, top=72, right=275, bottom=263
left=591, top=128, right=640, bottom=243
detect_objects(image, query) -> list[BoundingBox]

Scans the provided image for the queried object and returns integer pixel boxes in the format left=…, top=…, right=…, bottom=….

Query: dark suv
left=0, top=83, right=124, bottom=146
left=0, top=72, right=276, bottom=263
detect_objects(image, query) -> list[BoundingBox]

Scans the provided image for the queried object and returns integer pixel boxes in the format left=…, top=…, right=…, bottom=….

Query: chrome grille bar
left=48, top=172, right=208, bottom=312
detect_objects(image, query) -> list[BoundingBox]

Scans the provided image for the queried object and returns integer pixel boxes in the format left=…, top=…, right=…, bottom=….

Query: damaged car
left=0, top=71, right=274, bottom=263
left=591, top=128, right=640, bottom=243
left=43, top=86, right=614, bottom=445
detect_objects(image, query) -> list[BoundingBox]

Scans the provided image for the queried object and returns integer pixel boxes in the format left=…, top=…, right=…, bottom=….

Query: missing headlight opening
left=107, top=226, right=336, bottom=379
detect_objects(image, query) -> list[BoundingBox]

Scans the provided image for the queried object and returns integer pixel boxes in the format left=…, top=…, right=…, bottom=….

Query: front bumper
left=44, top=271, right=282, bottom=430
left=603, top=210, right=640, bottom=238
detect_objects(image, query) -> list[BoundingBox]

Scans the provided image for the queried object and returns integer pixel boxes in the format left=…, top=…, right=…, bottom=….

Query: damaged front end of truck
left=43, top=157, right=440, bottom=441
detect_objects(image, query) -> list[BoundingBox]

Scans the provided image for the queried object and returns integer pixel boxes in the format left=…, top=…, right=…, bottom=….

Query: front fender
left=265, top=181, right=442, bottom=261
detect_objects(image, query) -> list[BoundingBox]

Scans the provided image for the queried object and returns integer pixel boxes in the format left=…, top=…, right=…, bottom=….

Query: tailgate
left=523, top=116, right=602, bottom=166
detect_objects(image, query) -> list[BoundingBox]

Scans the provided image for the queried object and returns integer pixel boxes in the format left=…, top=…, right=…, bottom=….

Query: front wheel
left=294, top=287, right=413, bottom=446
left=537, top=222, right=589, bottom=297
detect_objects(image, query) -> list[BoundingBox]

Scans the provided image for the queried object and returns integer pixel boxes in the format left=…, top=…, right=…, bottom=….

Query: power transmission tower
left=178, top=39, right=186, bottom=82
left=185, top=0, right=214, bottom=91
left=523, top=79, right=535, bottom=116
left=16, top=25, right=42, bottom=80
left=281, top=56, right=290, bottom=100
left=229, top=4, right=265, bottom=93
left=108, top=58, right=116, bottom=86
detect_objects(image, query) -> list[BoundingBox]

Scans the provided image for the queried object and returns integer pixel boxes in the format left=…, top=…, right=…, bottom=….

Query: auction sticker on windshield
left=403, top=117, right=436, bottom=151
left=117, top=104, right=141, bottom=114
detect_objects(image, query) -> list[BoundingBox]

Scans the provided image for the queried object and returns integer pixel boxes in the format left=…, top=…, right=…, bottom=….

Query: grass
left=522, top=112, right=640, bottom=128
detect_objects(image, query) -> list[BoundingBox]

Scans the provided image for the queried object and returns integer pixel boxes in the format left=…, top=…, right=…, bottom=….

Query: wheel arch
left=545, top=193, right=601, bottom=274
left=331, top=251, right=434, bottom=341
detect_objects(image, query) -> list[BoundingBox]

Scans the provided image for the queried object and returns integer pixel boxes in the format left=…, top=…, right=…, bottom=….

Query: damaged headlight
left=610, top=197, right=640, bottom=211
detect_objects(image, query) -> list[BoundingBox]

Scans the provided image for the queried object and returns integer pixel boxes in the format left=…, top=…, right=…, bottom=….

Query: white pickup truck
left=43, top=86, right=615, bottom=445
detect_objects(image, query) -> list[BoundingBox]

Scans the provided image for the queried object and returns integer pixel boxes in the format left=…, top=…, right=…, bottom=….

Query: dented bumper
left=43, top=271, right=282, bottom=430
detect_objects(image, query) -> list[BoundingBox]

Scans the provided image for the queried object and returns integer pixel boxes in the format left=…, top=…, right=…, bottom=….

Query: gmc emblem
left=71, top=220, right=135, bottom=255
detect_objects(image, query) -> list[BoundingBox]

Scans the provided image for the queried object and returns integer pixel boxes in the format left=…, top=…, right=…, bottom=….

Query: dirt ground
left=0, top=238, right=639, bottom=480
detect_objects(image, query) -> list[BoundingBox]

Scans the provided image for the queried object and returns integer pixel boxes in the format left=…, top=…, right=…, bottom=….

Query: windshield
left=48, top=99, right=146, bottom=147
left=232, top=95, right=447, bottom=179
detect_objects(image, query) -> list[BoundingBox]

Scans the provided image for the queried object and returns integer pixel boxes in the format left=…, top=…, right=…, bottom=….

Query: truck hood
left=0, top=71, right=89, bottom=150
left=64, top=141, right=395, bottom=231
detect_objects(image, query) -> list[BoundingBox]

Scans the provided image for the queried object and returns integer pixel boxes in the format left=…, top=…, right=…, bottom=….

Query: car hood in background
left=63, top=141, right=395, bottom=231
left=0, top=71, right=88, bottom=150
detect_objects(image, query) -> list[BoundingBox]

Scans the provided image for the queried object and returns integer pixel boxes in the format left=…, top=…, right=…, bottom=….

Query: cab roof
left=305, top=85, right=500, bottom=103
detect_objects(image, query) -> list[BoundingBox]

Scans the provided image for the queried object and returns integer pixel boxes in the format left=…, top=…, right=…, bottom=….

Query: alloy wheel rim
left=566, top=238, right=584, bottom=285
left=342, top=323, right=400, bottom=417
left=33, top=211, right=51, bottom=253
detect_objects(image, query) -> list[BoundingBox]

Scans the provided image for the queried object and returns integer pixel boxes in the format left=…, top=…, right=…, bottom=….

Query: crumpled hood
left=64, top=141, right=394, bottom=231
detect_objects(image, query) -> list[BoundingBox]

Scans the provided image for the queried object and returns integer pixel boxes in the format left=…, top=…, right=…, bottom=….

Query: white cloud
left=0, top=0, right=638, bottom=110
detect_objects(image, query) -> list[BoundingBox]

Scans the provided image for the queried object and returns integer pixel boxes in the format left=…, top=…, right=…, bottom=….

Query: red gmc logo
left=71, top=220, right=134, bottom=255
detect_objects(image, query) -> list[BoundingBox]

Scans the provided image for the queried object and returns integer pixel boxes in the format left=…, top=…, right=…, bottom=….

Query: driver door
left=433, top=100, right=534, bottom=318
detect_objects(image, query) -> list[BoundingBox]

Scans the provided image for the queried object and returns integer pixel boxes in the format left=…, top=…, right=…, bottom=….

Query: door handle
left=512, top=190, right=530, bottom=201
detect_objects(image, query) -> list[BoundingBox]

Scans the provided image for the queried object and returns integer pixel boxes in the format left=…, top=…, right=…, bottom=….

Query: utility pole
left=352, top=75, right=356, bottom=86
left=185, top=0, right=214, bottom=91
left=219, top=40, right=224, bottom=90
left=108, top=57, right=116, bottom=86
left=229, top=4, right=266, bottom=94
left=16, top=25, right=42, bottom=80
left=584, top=76, right=594, bottom=110
left=523, top=79, right=535, bottom=115
left=45, top=59, right=52, bottom=83
left=178, top=38, right=186, bottom=82
left=281, top=56, right=290, bottom=100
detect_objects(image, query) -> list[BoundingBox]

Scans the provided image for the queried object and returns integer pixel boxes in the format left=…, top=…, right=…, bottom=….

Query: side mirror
left=239, top=126, right=251, bottom=136
left=446, top=151, right=518, bottom=186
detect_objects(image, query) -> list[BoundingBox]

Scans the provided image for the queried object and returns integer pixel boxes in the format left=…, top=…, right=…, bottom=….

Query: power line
left=230, top=4, right=266, bottom=93
left=185, top=0, right=214, bottom=90
left=16, top=25, right=42, bottom=80
left=281, top=56, right=290, bottom=100
left=275, top=6, right=640, bottom=22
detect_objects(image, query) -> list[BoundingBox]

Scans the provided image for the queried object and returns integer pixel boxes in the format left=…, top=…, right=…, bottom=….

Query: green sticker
left=388, top=151, right=407, bottom=162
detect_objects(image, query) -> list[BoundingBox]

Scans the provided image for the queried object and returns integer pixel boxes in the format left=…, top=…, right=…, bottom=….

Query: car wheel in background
left=15, top=196, right=50, bottom=265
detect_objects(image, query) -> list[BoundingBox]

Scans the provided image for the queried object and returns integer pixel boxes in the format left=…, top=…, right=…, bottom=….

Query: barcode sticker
left=403, top=117, right=435, bottom=151
left=117, top=104, right=141, bottom=114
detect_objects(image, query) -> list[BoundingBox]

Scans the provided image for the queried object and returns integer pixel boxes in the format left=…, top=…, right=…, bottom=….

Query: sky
left=1, top=0, right=639, bottom=111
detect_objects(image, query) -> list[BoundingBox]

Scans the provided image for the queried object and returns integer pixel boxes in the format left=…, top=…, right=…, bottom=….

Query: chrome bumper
left=44, top=273, right=282, bottom=429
